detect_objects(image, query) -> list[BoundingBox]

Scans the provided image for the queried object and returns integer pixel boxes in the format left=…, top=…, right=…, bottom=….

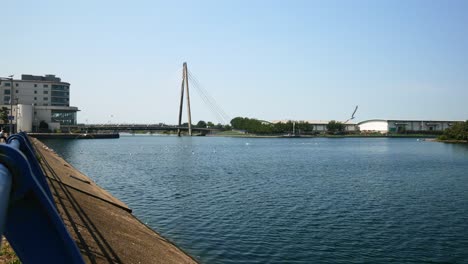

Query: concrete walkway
left=32, top=138, right=197, bottom=264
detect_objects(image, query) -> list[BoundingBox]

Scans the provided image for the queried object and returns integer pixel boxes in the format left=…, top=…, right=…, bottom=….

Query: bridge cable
left=187, top=70, right=230, bottom=122
left=185, top=72, right=224, bottom=124
left=191, top=85, right=225, bottom=124
left=187, top=70, right=231, bottom=124
left=187, top=71, right=225, bottom=123
left=189, top=76, right=228, bottom=124
left=187, top=73, right=226, bottom=124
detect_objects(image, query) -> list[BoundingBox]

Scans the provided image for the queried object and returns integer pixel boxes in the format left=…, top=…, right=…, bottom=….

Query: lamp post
left=14, top=98, right=19, bottom=132
left=32, top=103, right=36, bottom=132
left=8, top=75, right=14, bottom=134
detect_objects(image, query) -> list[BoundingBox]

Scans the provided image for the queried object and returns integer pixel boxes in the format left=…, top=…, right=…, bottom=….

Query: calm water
left=42, top=136, right=468, bottom=264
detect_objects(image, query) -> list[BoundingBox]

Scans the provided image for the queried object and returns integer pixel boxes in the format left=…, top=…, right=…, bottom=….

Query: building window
left=34, top=84, right=37, bottom=87
left=43, top=97, right=48, bottom=101
left=43, top=103, right=48, bottom=106
left=4, top=96, right=10, bottom=102
left=51, top=84, right=71, bottom=91
left=15, top=83, right=18, bottom=87
left=43, top=84, right=48, bottom=88
left=16, top=90, right=18, bottom=93
left=4, top=83, right=10, bottom=87
left=51, top=97, right=68, bottom=103
left=51, top=110, right=77, bottom=125
left=44, top=91, right=49, bottom=94
left=51, top=91, right=68, bottom=97
left=4, top=90, right=10, bottom=95
left=34, top=97, right=37, bottom=100
left=34, top=90, right=37, bottom=94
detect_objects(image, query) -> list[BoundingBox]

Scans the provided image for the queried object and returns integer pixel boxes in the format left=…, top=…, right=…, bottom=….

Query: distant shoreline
left=31, top=132, right=448, bottom=140
left=208, top=134, right=439, bottom=139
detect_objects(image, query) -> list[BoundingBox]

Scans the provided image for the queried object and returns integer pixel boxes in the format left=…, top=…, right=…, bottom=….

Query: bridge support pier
left=177, top=62, right=192, bottom=136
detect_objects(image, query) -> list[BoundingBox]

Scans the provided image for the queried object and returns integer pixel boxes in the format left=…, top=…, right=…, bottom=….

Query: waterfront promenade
left=31, top=137, right=197, bottom=264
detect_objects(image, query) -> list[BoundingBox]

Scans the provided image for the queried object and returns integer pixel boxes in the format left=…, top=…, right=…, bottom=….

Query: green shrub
left=438, top=135, right=448, bottom=140
left=440, top=121, right=468, bottom=141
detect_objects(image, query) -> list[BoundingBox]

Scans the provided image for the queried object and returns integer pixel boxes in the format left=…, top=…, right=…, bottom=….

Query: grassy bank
left=0, top=237, right=20, bottom=264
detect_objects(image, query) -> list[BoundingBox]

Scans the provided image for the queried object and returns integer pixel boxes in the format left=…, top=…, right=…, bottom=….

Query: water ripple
left=42, top=137, right=468, bottom=264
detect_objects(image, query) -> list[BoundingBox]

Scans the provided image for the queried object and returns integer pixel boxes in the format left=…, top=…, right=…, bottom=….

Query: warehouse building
left=358, top=119, right=460, bottom=133
left=271, top=120, right=357, bottom=132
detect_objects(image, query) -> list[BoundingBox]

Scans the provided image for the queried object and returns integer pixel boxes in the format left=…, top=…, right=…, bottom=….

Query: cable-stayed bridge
left=176, top=62, right=230, bottom=136
left=68, top=62, right=229, bottom=136
left=62, top=124, right=219, bottom=135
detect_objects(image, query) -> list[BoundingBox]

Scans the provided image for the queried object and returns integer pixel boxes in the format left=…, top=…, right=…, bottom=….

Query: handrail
left=0, top=164, right=12, bottom=242
left=0, top=132, right=84, bottom=264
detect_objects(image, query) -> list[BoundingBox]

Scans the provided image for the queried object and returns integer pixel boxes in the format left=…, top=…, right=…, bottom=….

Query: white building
left=357, top=119, right=389, bottom=133
left=358, top=119, right=461, bottom=133
left=0, top=74, right=79, bottom=132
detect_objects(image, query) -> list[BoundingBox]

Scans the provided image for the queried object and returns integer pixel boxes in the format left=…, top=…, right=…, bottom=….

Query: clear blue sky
left=1, top=0, right=467, bottom=124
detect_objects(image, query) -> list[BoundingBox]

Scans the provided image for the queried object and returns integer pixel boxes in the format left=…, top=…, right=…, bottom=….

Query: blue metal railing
left=0, top=164, right=12, bottom=239
left=0, top=132, right=84, bottom=264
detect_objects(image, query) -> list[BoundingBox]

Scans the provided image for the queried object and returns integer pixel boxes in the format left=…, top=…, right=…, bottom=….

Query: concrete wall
left=17, top=104, right=33, bottom=132
left=345, top=124, right=357, bottom=131
left=34, top=108, right=52, bottom=127
left=49, top=122, right=61, bottom=131
left=311, top=124, right=356, bottom=132
left=313, top=124, right=327, bottom=131
left=359, top=119, right=460, bottom=133
left=388, top=120, right=457, bottom=132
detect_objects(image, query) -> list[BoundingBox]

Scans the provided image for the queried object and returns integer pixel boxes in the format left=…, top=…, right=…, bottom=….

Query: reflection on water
left=43, top=137, right=468, bottom=263
left=449, top=143, right=468, bottom=157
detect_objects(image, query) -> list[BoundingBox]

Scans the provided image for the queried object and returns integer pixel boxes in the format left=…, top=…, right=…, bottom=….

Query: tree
left=439, top=121, right=468, bottom=141
left=327, top=120, right=345, bottom=133
left=230, top=117, right=245, bottom=129
left=196, top=120, right=207, bottom=128
left=0, top=107, right=8, bottom=124
left=230, top=117, right=276, bottom=134
left=231, top=117, right=317, bottom=134
left=207, top=121, right=215, bottom=128
left=295, top=121, right=314, bottom=134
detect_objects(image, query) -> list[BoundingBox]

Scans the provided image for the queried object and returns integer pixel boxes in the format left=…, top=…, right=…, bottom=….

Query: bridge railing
left=0, top=132, right=84, bottom=264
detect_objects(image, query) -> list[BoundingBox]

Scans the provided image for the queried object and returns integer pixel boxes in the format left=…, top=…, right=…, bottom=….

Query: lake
left=42, top=136, right=468, bottom=264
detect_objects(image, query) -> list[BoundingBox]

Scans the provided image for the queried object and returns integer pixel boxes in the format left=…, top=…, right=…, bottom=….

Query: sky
left=1, top=0, right=467, bottom=124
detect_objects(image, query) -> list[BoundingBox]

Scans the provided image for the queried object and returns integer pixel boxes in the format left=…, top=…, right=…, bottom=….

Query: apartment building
left=0, top=74, right=79, bottom=132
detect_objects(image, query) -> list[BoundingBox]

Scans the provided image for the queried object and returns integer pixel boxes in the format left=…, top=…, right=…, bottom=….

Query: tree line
left=181, top=120, right=232, bottom=130
left=229, top=117, right=347, bottom=134
left=439, top=121, right=468, bottom=141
